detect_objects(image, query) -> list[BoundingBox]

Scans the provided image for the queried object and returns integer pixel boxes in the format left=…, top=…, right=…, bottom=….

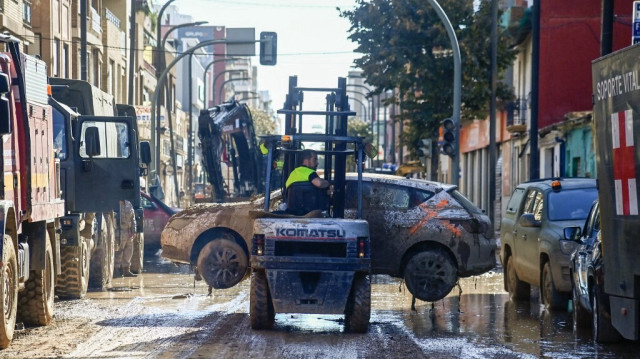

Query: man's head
left=300, top=149, right=318, bottom=170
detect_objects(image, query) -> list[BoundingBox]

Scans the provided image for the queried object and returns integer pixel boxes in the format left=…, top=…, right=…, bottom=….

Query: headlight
left=560, top=240, right=578, bottom=255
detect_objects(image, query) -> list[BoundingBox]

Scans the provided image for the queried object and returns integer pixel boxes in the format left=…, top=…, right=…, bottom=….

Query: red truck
left=0, top=34, right=65, bottom=347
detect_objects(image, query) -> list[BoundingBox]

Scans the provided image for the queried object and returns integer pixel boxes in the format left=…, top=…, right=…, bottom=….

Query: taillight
left=253, top=234, right=265, bottom=256
left=357, top=237, right=367, bottom=258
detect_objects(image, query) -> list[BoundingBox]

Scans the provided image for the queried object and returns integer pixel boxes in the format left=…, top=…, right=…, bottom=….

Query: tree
left=250, top=107, right=277, bottom=137
left=340, top=0, right=515, bottom=157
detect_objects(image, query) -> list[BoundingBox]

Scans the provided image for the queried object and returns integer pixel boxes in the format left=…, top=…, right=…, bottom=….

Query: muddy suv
left=161, top=174, right=496, bottom=302
left=501, top=178, right=598, bottom=310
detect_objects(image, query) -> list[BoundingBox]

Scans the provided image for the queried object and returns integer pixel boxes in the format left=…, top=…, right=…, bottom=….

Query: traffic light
left=259, top=32, right=277, bottom=66
left=441, top=118, right=456, bottom=157
left=417, top=138, right=432, bottom=158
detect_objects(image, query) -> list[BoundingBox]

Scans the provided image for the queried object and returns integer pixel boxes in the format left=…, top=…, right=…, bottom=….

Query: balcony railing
left=506, top=97, right=528, bottom=133
left=90, top=7, right=101, bottom=33
left=105, top=8, right=121, bottom=29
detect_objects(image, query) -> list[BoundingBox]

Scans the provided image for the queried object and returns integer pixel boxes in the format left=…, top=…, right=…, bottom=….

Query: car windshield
left=547, top=188, right=598, bottom=221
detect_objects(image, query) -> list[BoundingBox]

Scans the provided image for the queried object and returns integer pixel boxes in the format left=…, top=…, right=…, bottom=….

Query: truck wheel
left=18, top=234, right=54, bottom=326
left=56, top=236, right=90, bottom=299
left=404, top=248, right=457, bottom=302
left=130, top=233, right=144, bottom=274
left=506, top=255, right=530, bottom=300
left=541, top=262, right=567, bottom=310
left=89, top=214, right=115, bottom=290
left=250, top=270, right=275, bottom=330
left=344, top=273, right=371, bottom=333
left=572, top=284, right=590, bottom=330
left=0, top=235, right=18, bottom=348
left=592, top=285, right=621, bottom=343
left=197, top=239, right=248, bottom=289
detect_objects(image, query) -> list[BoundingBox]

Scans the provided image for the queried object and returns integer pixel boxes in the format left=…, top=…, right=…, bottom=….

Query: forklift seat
left=285, top=182, right=329, bottom=216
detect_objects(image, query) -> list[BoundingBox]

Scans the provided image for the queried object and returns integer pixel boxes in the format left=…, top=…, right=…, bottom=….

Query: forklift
left=250, top=76, right=372, bottom=332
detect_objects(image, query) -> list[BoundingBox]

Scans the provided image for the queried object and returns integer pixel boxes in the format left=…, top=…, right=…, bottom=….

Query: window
left=522, top=190, right=544, bottom=221
left=52, top=107, right=67, bottom=159
left=506, top=188, right=525, bottom=214
left=345, top=181, right=430, bottom=210
left=62, top=44, right=69, bottom=78
left=52, top=39, right=59, bottom=77
left=22, top=1, right=32, bottom=25
left=141, top=196, right=155, bottom=209
left=79, top=121, right=130, bottom=159
left=547, top=188, right=598, bottom=221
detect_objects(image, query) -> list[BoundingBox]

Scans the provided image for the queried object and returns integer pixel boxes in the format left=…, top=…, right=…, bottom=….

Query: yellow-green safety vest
left=285, top=166, right=315, bottom=188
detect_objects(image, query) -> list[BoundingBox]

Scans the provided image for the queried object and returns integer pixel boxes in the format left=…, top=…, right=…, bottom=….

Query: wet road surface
left=0, top=252, right=637, bottom=358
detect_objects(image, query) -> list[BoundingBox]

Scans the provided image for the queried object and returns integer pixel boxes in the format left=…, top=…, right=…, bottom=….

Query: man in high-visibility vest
left=285, top=149, right=330, bottom=190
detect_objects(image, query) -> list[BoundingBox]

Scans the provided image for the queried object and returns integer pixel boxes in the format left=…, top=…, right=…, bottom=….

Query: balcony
left=506, top=98, right=528, bottom=134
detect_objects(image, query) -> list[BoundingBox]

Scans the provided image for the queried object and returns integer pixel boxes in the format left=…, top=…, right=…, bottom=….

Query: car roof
left=345, top=172, right=456, bottom=192
left=516, top=177, right=597, bottom=191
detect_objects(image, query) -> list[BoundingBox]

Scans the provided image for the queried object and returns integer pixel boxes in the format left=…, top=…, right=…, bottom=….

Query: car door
left=344, top=179, right=434, bottom=273
left=515, top=189, right=544, bottom=284
left=72, top=116, right=141, bottom=212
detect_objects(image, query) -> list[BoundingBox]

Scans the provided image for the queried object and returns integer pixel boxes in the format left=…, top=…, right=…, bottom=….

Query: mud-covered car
left=141, top=191, right=180, bottom=251
left=161, top=174, right=496, bottom=301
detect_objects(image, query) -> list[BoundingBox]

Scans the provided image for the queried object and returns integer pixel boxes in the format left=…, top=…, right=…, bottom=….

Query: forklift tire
left=130, top=233, right=144, bottom=274
left=0, top=235, right=18, bottom=348
left=56, top=237, right=90, bottom=299
left=250, top=270, right=275, bottom=330
left=18, top=234, right=55, bottom=326
left=404, top=248, right=457, bottom=302
left=89, top=214, right=115, bottom=290
left=197, top=239, right=248, bottom=289
left=344, top=273, right=371, bottom=333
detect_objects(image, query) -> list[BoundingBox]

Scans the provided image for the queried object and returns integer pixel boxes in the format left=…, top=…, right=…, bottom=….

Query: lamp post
left=203, top=58, right=241, bottom=108
left=213, top=69, right=246, bottom=104
left=218, top=77, right=251, bottom=104
left=159, top=21, right=207, bottom=202
left=155, top=0, right=176, bottom=72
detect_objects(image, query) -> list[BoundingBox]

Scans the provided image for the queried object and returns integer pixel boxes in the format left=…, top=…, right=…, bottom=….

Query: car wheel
left=592, top=284, right=621, bottom=343
left=404, top=248, right=457, bottom=302
left=506, top=255, right=530, bottom=300
left=344, top=273, right=371, bottom=333
left=572, top=283, right=590, bottom=330
left=197, top=239, right=248, bottom=289
left=250, top=270, right=274, bottom=330
left=541, top=262, right=567, bottom=310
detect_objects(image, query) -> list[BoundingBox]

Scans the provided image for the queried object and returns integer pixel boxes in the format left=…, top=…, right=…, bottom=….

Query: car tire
left=344, top=273, right=371, bottom=333
left=0, top=235, right=17, bottom=349
left=572, top=283, right=590, bottom=329
left=197, top=239, right=248, bottom=289
left=541, top=261, right=567, bottom=311
left=592, top=284, right=621, bottom=343
left=130, top=233, right=144, bottom=274
left=250, top=270, right=275, bottom=330
left=404, top=248, right=457, bottom=302
left=18, top=233, right=54, bottom=326
left=506, top=255, right=530, bottom=300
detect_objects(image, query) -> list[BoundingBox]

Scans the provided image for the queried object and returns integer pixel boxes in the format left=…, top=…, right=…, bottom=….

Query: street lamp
left=213, top=69, right=246, bottom=104
left=203, top=58, right=241, bottom=108
left=218, top=77, right=251, bottom=104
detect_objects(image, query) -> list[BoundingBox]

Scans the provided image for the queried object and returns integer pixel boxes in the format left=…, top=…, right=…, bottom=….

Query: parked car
left=501, top=178, right=598, bottom=310
left=567, top=200, right=622, bottom=343
left=161, top=173, right=496, bottom=302
left=142, top=191, right=180, bottom=251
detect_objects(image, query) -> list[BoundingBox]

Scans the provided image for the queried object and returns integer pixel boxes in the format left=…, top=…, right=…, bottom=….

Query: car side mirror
left=139, top=141, right=151, bottom=165
left=564, top=226, right=582, bottom=241
left=518, top=213, right=541, bottom=228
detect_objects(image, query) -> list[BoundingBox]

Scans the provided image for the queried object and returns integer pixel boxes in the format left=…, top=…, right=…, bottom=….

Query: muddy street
left=0, top=253, right=635, bottom=359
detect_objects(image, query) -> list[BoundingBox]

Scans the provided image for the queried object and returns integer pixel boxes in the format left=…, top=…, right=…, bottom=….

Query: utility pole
left=489, top=0, right=498, bottom=224
left=530, top=0, right=540, bottom=180
left=81, top=0, right=87, bottom=81
left=127, top=0, right=136, bottom=104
